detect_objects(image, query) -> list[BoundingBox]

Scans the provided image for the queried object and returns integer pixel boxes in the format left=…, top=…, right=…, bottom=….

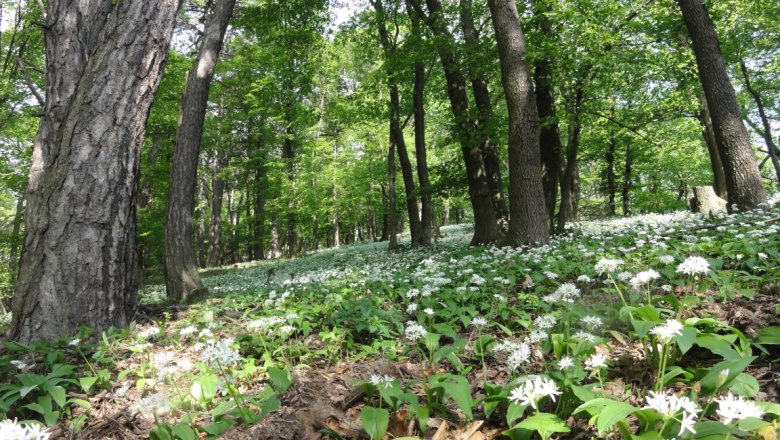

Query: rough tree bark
left=488, top=0, right=549, bottom=246
left=207, top=153, right=227, bottom=267
left=9, top=0, right=180, bottom=343
left=532, top=0, right=564, bottom=232
left=460, top=0, right=508, bottom=230
left=696, top=90, right=728, bottom=199
left=409, top=0, right=500, bottom=245
left=622, top=145, right=632, bottom=216
left=677, top=0, right=766, bottom=211
left=165, top=0, right=235, bottom=303
left=606, top=136, right=617, bottom=216
left=557, top=76, right=585, bottom=231
left=387, top=133, right=398, bottom=250
left=407, top=0, right=433, bottom=246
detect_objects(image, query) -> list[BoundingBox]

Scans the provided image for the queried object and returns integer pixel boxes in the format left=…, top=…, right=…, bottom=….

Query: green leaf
left=67, top=398, right=92, bottom=410
left=79, top=376, right=99, bottom=393
left=574, top=398, right=639, bottom=433
left=200, top=419, right=236, bottom=435
left=506, top=401, right=528, bottom=425
left=211, top=400, right=237, bottom=418
left=675, top=326, right=698, bottom=354
left=631, top=319, right=656, bottom=338
left=190, top=374, right=219, bottom=402
left=259, top=394, right=281, bottom=419
left=699, top=356, right=756, bottom=396
left=694, top=334, right=740, bottom=360
left=728, top=373, right=759, bottom=397
left=431, top=374, right=473, bottom=420
left=514, top=413, right=570, bottom=439
left=360, top=406, right=389, bottom=440
left=755, top=326, right=780, bottom=344
left=47, top=385, right=66, bottom=408
left=171, top=423, right=198, bottom=440
left=266, top=366, right=292, bottom=392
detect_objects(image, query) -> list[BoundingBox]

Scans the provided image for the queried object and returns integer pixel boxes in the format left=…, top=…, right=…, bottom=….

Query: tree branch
left=16, top=55, right=44, bottom=107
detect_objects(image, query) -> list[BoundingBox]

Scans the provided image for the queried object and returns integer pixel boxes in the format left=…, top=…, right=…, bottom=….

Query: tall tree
left=676, top=0, right=767, bottom=211
left=165, top=0, right=235, bottom=303
left=488, top=0, right=549, bottom=245
left=9, top=0, right=180, bottom=342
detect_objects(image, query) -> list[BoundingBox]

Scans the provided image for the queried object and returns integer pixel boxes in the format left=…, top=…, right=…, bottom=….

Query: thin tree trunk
left=697, top=90, right=728, bottom=198
left=207, top=153, right=226, bottom=267
left=407, top=1, right=433, bottom=246
left=557, top=76, right=584, bottom=231
left=740, top=59, right=780, bottom=183
left=622, top=145, right=632, bottom=216
left=10, top=0, right=179, bottom=343
left=165, top=0, right=235, bottom=303
left=488, top=0, right=549, bottom=246
left=197, top=177, right=208, bottom=268
left=388, top=132, right=398, bottom=250
left=253, top=175, right=266, bottom=260
left=677, top=0, right=766, bottom=211
left=460, top=0, right=508, bottom=230
left=8, top=195, right=24, bottom=273
left=409, top=0, right=500, bottom=245
left=606, top=136, right=617, bottom=216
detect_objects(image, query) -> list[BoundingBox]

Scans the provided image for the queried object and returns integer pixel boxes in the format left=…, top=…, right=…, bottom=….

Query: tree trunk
left=408, top=1, right=433, bottom=246
left=488, top=0, right=549, bottom=246
left=10, top=0, right=179, bottom=343
left=606, top=136, right=617, bottom=216
left=622, top=145, right=632, bottom=216
left=388, top=132, right=398, bottom=250
left=677, top=0, right=766, bottom=211
left=371, top=0, right=421, bottom=246
left=8, top=195, right=24, bottom=273
left=253, top=176, right=266, bottom=260
left=740, top=59, right=780, bottom=184
left=207, top=153, right=227, bottom=267
left=697, top=90, right=728, bottom=199
left=410, top=0, right=500, bottom=245
left=197, top=177, right=208, bottom=268
left=532, top=0, right=563, bottom=231
left=282, top=106, right=298, bottom=258
left=165, top=0, right=235, bottom=303
left=557, top=77, right=584, bottom=231
left=460, top=0, right=508, bottom=231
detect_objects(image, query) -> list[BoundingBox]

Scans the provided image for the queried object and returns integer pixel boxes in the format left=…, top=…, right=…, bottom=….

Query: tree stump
left=690, top=186, right=727, bottom=213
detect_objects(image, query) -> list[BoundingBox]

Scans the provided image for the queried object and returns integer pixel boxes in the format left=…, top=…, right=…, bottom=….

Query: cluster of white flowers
left=595, top=257, right=624, bottom=275
left=715, top=392, right=764, bottom=424
left=10, top=359, right=29, bottom=370
left=557, top=356, right=575, bottom=370
left=577, top=274, right=593, bottom=283
left=508, top=376, right=561, bottom=409
left=0, top=419, right=50, bottom=440
left=581, top=315, right=603, bottom=329
left=179, top=325, right=198, bottom=337
left=247, top=316, right=285, bottom=331
left=130, top=393, right=174, bottom=417
left=676, top=256, right=710, bottom=276
left=572, top=330, right=597, bottom=343
left=584, top=352, right=609, bottom=370
left=643, top=390, right=700, bottom=436
left=649, top=319, right=684, bottom=344
left=629, top=269, right=661, bottom=290
left=494, top=340, right=532, bottom=371
left=137, top=326, right=161, bottom=339
left=534, top=314, right=557, bottom=330
left=658, top=255, right=675, bottom=265
left=471, top=316, right=488, bottom=327
left=406, top=303, right=418, bottom=314
left=542, top=282, right=581, bottom=303
left=369, top=374, right=395, bottom=389
left=198, top=338, right=241, bottom=368
left=404, top=321, right=427, bottom=342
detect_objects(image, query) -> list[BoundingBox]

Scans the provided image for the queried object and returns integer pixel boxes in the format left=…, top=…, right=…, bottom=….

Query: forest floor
left=4, top=200, right=780, bottom=440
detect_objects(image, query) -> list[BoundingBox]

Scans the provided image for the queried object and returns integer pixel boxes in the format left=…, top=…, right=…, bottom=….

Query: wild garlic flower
left=659, top=255, right=675, bottom=265
left=577, top=274, right=593, bottom=283
left=406, top=303, right=418, bottom=314
left=69, top=338, right=81, bottom=346
left=649, top=319, right=684, bottom=344
left=423, top=308, right=434, bottom=316
left=557, top=356, right=575, bottom=370
left=595, top=257, right=624, bottom=275
left=10, top=360, right=28, bottom=370
left=676, top=256, right=710, bottom=276
left=528, top=330, right=548, bottom=344
left=0, top=419, right=51, bottom=440
left=131, top=393, right=174, bottom=417
left=581, top=315, right=603, bottom=329
left=643, top=390, right=700, bottom=436
left=534, top=314, right=557, bottom=329
left=543, top=282, right=581, bottom=303
left=137, top=326, right=161, bottom=339
left=715, top=392, right=764, bottom=424
left=404, top=321, right=427, bottom=342
left=198, top=338, right=241, bottom=368
left=630, top=269, right=661, bottom=290
left=572, top=331, right=597, bottom=343
left=584, top=352, right=609, bottom=370
left=508, top=376, right=561, bottom=409
left=369, top=374, right=395, bottom=389
left=179, top=325, right=198, bottom=337
left=471, top=316, right=488, bottom=327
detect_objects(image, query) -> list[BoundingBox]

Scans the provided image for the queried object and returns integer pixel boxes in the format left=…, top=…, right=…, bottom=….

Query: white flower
left=508, top=376, right=561, bottom=409
left=661, top=284, right=672, bottom=292
left=676, top=256, right=709, bottom=276
left=0, top=418, right=51, bottom=440
left=543, top=282, right=581, bottom=303
left=69, top=338, right=81, bottom=346
left=534, top=314, right=557, bottom=329
left=198, top=338, right=241, bottom=368
left=757, top=252, right=768, bottom=260
left=369, top=374, right=395, bottom=389
left=557, top=356, right=574, bottom=370
left=544, top=271, right=559, bottom=280
left=10, top=360, right=28, bottom=370
left=659, top=255, right=675, bottom=264
left=406, top=303, right=418, bottom=314
left=577, top=274, right=593, bottom=283
left=617, top=271, right=634, bottom=281
left=179, top=325, right=198, bottom=336
left=581, top=315, right=603, bottom=329
left=584, top=352, right=609, bottom=370
left=471, top=317, right=488, bottom=327
left=404, top=322, right=428, bottom=342
left=423, top=307, right=434, bottom=316
left=650, top=319, right=684, bottom=344
left=131, top=393, right=174, bottom=417
left=573, top=330, right=597, bottom=343
left=528, top=330, right=548, bottom=344
left=643, top=390, right=700, bottom=436
left=595, top=257, right=624, bottom=275
left=630, top=269, right=661, bottom=290
left=115, top=383, right=130, bottom=397
left=406, top=288, right=420, bottom=299
left=715, top=392, right=764, bottom=425
left=279, top=325, right=296, bottom=334
left=137, top=326, right=161, bottom=339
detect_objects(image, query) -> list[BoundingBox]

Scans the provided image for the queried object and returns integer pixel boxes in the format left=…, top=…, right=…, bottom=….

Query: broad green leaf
left=190, top=374, right=219, bottom=402
left=171, top=423, right=198, bottom=440
left=79, top=376, right=99, bottom=393
left=361, top=406, right=389, bottom=440
left=200, top=419, right=236, bottom=435
left=47, top=385, right=66, bottom=408
left=514, top=413, right=570, bottom=439
left=699, top=356, right=756, bottom=396
left=728, top=373, right=759, bottom=397
left=266, top=366, right=292, bottom=392
left=506, top=401, right=528, bottom=425
left=694, top=334, right=740, bottom=360
left=675, top=326, right=698, bottom=354
left=755, top=326, right=780, bottom=345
